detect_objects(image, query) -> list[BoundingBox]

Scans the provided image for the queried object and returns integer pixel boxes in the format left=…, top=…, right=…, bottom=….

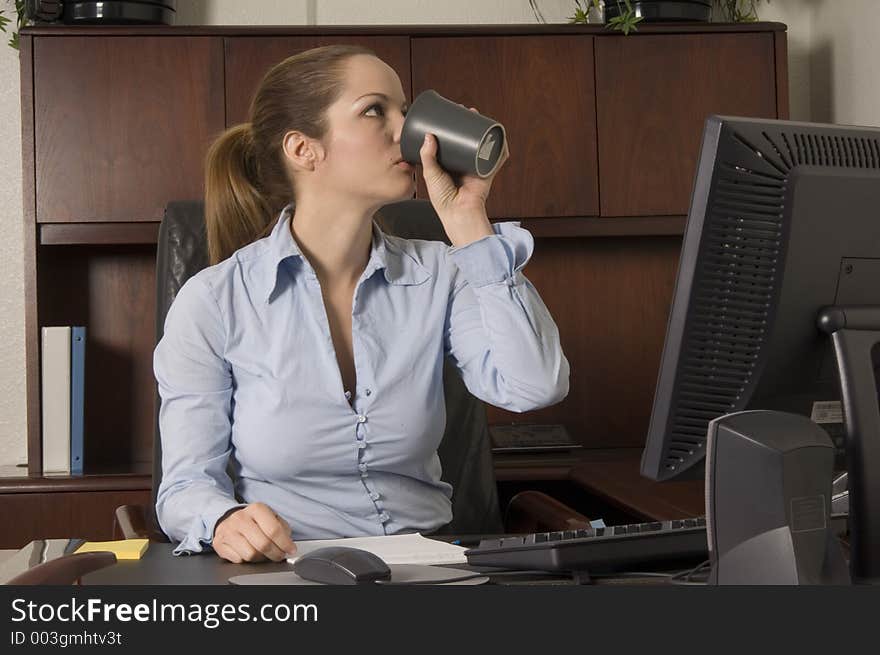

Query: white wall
left=0, top=0, right=869, bottom=465
left=761, top=0, right=817, bottom=121
left=173, top=0, right=578, bottom=26
left=0, top=17, right=25, bottom=467
left=810, top=0, right=880, bottom=127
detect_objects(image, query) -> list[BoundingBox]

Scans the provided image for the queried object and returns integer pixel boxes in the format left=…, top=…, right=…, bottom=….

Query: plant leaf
left=568, top=7, right=590, bottom=24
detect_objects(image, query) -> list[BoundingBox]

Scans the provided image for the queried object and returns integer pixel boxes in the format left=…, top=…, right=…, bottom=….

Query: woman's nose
left=392, top=111, right=406, bottom=142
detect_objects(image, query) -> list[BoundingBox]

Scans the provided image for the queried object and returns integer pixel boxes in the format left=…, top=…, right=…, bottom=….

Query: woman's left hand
left=419, top=106, right=510, bottom=247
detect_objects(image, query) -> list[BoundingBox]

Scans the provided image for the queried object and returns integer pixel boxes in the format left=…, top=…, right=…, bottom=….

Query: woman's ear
left=282, top=130, right=322, bottom=172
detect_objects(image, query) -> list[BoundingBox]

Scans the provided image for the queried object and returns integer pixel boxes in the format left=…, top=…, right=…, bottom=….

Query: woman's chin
left=391, top=178, right=416, bottom=200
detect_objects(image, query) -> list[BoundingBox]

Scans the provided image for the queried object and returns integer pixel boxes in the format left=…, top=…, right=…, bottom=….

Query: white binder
left=41, top=326, right=71, bottom=474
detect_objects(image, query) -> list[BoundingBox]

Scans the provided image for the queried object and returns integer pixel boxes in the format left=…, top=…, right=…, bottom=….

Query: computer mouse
left=292, top=546, right=392, bottom=585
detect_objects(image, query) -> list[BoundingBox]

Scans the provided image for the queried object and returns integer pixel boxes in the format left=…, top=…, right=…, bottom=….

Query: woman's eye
left=365, top=104, right=384, bottom=117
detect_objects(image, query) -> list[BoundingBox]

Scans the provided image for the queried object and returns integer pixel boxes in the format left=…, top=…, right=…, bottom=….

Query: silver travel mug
left=400, top=89, right=506, bottom=179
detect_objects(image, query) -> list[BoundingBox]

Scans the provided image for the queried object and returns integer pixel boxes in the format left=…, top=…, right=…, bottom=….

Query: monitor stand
left=818, top=306, right=880, bottom=584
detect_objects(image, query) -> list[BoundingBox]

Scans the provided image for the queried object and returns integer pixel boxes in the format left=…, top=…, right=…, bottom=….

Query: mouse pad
left=228, top=564, right=489, bottom=586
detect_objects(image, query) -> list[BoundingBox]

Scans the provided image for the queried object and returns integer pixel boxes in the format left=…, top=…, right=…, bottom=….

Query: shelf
left=520, top=215, right=685, bottom=238
left=0, top=463, right=152, bottom=494
left=39, top=222, right=160, bottom=245
left=36, top=217, right=684, bottom=245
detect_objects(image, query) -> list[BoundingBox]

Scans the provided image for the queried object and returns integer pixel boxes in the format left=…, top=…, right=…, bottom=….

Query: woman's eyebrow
left=355, top=92, right=409, bottom=110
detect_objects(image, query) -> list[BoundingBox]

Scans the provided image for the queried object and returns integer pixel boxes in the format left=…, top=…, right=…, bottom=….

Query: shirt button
left=370, top=491, right=380, bottom=501
left=358, top=463, right=368, bottom=472
left=356, top=415, right=367, bottom=424
left=357, top=441, right=367, bottom=450
left=365, top=388, right=372, bottom=396
left=379, top=512, right=390, bottom=523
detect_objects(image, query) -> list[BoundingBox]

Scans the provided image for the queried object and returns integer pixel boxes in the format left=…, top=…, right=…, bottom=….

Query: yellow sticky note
left=74, top=539, right=149, bottom=560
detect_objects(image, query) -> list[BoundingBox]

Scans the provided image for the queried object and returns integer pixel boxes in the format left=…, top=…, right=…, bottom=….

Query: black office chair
left=115, top=199, right=589, bottom=543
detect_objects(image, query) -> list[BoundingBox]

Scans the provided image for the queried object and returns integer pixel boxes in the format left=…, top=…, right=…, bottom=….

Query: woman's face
left=313, top=54, right=415, bottom=207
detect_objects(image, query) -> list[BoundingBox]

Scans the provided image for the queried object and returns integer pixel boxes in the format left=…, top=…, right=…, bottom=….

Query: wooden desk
left=568, top=449, right=704, bottom=521
left=79, top=541, right=675, bottom=586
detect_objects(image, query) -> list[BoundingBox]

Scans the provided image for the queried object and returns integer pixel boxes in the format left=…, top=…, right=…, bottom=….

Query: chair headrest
left=374, top=199, right=450, bottom=244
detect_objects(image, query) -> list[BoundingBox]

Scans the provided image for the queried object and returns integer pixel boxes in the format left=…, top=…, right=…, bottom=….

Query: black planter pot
left=26, top=0, right=176, bottom=25
left=604, top=0, right=712, bottom=22
left=64, top=1, right=176, bottom=24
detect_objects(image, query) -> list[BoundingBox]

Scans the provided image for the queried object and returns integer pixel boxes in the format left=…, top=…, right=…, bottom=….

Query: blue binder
left=70, top=326, right=86, bottom=474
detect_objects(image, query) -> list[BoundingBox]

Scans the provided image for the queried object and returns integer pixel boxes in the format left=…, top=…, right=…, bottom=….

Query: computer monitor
left=639, top=115, right=880, bottom=581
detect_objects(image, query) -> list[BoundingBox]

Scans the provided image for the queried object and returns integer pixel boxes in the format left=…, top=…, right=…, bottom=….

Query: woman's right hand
left=212, top=502, right=297, bottom=563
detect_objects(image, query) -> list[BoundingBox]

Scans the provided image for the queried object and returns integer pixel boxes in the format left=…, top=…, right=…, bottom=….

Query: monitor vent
left=769, top=130, right=880, bottom=168
left=662, top=133, right=786, bottom=474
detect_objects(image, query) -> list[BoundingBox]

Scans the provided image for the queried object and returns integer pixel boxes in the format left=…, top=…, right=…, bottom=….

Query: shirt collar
left=261, top=204, right=431, bottom=303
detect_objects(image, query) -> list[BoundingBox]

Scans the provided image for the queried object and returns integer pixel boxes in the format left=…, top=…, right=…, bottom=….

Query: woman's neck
left=289, top=204, right=375, bottom=289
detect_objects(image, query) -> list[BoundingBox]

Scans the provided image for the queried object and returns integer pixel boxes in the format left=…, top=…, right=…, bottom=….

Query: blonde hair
left=204, top=44, right=378, bottom=264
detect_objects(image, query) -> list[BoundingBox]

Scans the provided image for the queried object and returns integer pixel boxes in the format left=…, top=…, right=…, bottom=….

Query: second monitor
left=641, top=115, right=880, bottom=483
left=639, top=115, right=880, bottom=582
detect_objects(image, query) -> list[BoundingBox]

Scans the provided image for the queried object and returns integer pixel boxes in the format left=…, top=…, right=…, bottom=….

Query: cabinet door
left=0, top=490, right=151, bottom=549
left=411, top=36, right=598, bottom=219
left=33, top=37, right=225, bottom=222
left=596, top=33, right=778, bottom=217
left=225, top=37, right=411, bottom=126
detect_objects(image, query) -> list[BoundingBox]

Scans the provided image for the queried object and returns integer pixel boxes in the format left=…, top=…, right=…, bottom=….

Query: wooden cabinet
left=9, top=23, right=789, bottom=548
left=0, top=491, right=148, bottom=546
left=33, top=36, right=225, bottom=222
left=0, top=474, right=151, bottom=549
left=411, top=35, right=599, bottom=219
left=595, top=32, right=779, bottom=216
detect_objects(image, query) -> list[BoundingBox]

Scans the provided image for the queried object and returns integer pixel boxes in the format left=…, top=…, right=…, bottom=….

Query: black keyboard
left=465, top=518, right=708, bottom=572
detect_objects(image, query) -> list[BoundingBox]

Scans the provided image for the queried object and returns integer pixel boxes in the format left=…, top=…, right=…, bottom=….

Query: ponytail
left=204, top=123, right=276, bottom=265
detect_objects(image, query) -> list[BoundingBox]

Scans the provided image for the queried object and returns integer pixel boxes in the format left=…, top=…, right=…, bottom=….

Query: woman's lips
left=395, top=160, right=414, bottom=172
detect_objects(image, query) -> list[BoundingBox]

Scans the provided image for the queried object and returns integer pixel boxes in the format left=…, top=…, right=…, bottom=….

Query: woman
left=154, top=45, right=570, bottom=563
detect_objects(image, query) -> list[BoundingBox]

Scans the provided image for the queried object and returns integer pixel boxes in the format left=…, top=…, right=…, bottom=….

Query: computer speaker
left=705, top=410, right=849, bottom=585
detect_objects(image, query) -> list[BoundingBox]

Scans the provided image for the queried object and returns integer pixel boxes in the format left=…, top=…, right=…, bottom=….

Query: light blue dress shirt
left=154, top=204, right=569, bottom=555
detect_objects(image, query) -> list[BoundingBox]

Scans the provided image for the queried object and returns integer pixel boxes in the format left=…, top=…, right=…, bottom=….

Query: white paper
left=286, top=533, right=468, bottom=566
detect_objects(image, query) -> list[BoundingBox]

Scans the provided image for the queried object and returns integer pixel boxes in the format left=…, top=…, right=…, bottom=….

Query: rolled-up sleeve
left=443, top=221, right=570, bottom=412
left=153, top=276, right=245, bottom=556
